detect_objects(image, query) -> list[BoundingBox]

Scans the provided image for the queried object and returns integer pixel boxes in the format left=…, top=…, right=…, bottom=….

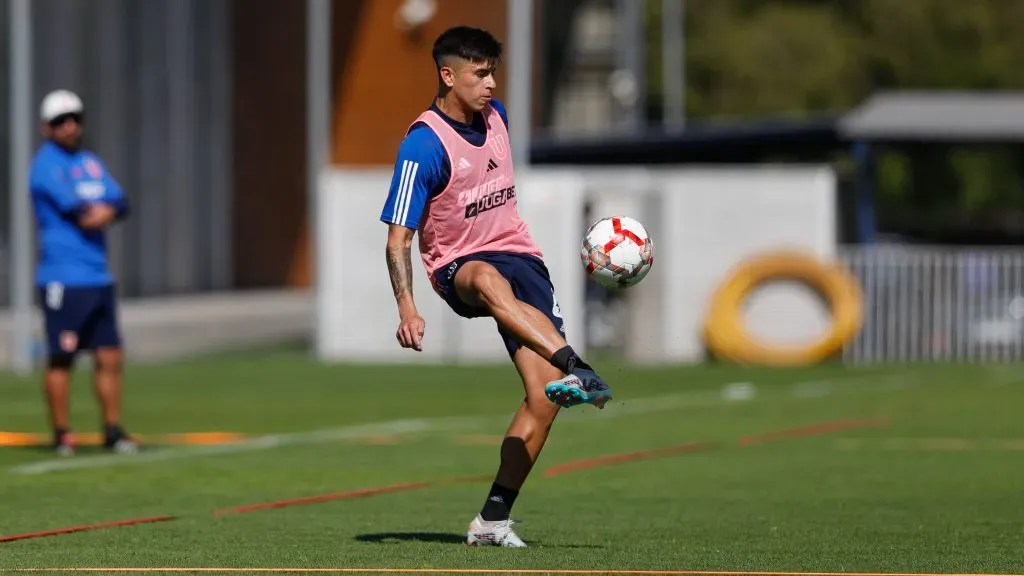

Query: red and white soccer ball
left=580, top=216, right=654, bottom=289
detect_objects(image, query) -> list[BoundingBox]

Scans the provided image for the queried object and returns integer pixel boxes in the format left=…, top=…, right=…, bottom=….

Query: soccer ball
left=580, top=216, right=654, bottom=289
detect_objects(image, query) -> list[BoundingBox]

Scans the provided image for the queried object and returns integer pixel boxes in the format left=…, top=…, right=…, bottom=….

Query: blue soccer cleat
left=544, top=368, right=612, bottom=409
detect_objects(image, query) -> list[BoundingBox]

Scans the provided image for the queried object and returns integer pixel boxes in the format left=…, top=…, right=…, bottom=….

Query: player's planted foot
left=544, top=368, right=612, bottom=409
left=466, top=515, right=527, bottom=548
left=53, top=429, right=75, bottom=457
left=103, top=424, right=139, bottom=454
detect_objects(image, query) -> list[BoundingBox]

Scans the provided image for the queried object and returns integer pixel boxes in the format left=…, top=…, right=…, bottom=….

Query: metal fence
left=0, top=0, right=234, bottom=306
left=840, top=244, right=1024, bottom=364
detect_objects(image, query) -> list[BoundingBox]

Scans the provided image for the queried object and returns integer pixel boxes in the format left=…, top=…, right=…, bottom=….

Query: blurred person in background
left=29, top=89, right=137, bottom=456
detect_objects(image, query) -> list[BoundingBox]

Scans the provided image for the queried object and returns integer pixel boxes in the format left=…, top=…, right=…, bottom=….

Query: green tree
left=859, top=0, right=1024, bottom=90
left=644, top=0, right=1024, bottom=239
left=648, top=0, right=1024, bottom=117
left=649, top=0, right=868, bottom=120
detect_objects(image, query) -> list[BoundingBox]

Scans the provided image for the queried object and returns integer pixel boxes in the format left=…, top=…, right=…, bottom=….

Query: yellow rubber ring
left=702, top=251, right=863, bottom=366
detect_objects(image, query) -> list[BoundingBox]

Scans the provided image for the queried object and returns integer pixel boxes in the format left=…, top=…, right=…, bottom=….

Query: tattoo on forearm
left=385, top=245, right=414, bottom=301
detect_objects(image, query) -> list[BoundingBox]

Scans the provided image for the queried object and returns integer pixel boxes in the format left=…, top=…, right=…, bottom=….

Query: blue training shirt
left=29, top=140, right=130, bottom=288
left=380, top=99, right=509, bottom=230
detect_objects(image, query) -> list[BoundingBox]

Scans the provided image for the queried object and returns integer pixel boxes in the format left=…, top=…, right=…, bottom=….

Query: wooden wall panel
left=330, top=0, right=510, bottom=165
left=229, top=1, right=525, bottom=288
left=231, top=0, right=308, bottom=287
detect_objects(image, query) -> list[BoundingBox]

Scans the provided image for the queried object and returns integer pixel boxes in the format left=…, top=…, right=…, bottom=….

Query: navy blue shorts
left=37, top=283, right=122, bottom=356
left=431, top=251, right=566, bottom=358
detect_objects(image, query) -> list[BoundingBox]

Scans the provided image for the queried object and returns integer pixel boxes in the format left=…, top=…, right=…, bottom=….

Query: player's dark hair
left=432, top=26, right=503, bottom=69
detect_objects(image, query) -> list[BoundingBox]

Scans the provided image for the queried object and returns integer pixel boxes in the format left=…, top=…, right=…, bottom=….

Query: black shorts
left=431, top=251, right=566, bottom=358
left=37, top=283, right=122, bottom=356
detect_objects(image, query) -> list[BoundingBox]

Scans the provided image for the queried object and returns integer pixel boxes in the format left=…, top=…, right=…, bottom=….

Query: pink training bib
left=413, top=104, right=542, bottom=280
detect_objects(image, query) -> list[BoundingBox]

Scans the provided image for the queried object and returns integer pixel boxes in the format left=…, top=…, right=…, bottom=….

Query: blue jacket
left=29, top=140, right=129, bottom=287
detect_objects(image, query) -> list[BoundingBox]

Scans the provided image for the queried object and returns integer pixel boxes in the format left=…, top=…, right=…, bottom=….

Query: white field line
left=8, top=418, right=461, bottom=476
left=6, top=390, right=725, bottom=476
left=7, top=366, right=958, bottom=476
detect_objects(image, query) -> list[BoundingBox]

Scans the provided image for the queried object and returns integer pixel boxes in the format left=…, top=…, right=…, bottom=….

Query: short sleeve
left=380, top=126, right=448, bottom=230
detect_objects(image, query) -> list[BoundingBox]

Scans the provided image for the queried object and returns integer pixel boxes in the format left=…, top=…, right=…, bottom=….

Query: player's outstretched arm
left=380, top=124, right=444, bottom=352
left=386, top=224, right=425, bottom=351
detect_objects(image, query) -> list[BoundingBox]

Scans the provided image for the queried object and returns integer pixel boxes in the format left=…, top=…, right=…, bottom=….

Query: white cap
left=40, top=89, right=84, bottom=123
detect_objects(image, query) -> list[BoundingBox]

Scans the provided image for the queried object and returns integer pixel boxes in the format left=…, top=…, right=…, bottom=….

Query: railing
left=840, top=245, right=1024, bottom=364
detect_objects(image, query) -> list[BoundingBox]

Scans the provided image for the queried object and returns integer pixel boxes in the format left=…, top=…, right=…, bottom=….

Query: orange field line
left=1, top=418, right=892, bottom=543
left=211, top=482, right=432, bottom=517
left=738, top=418, right=890, bottom=447
left=8, top=568, right=1021, bottom=575
left=0, top=516, right=177, bottom=543
left=543, top=417, right=889, bottom=478
left=544, top=441, right=713, bottom=477
left=211, top=475, right=491, bottom=517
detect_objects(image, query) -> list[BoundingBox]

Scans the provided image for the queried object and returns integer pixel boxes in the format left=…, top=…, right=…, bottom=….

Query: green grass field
left=1, top=351, right=1022, bottom=575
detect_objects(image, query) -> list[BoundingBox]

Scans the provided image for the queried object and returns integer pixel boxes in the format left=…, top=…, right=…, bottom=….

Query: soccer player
left=29, top=89, right=137, bottom=456
left=380, top=27, right=612, bottom=548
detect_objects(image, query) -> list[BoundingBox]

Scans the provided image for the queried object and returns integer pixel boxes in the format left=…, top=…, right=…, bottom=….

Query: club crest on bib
left=488, top=134, right=508, bottom=160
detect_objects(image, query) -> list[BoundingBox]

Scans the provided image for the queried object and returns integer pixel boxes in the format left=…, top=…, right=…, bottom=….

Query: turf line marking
left=6, top=372, right=916, bottom=476
left=206, top=415, right=887, bottom=515
left=211, top=474, right=493, bottom=517
left=0, top=431, right=247, bottom=447
left=0, top=418, right=894, bottom=541
left=5, top=417, right=892, bottom=542
left=4, top=390, right=733, bottom=476
left=211, top=481, right=431, bottom=516
left=1, top=476, right=495, bottom=543
left=0, top=515, right=176, bottom=543
left=544, top=418, right=890, bottom=477
left=6, top=418, right=452, bottom=476
left=738, top=418, right=890, bottom=447
left=9, top=565, right=1024, bottom=569
left=545, top=442, right=713, bottom=476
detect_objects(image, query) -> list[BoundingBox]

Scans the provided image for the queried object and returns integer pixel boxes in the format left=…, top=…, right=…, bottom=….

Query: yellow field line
left=6, top=565, right=1015, bottom=569
left=0, top=431, right=247, bottom=447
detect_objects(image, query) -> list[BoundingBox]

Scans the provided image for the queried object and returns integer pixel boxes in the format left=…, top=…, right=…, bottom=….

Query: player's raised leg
left=453, top=260, right=611, bottom=408
left=467, top=346, right=562, bottom=547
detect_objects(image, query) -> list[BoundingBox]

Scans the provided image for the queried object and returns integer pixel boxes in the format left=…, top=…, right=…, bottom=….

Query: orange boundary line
left=0, top=516, right=176, bottom=543
left=0, top=431, right=247, bottom=447
left=9, top=565, right=1024, bottom=569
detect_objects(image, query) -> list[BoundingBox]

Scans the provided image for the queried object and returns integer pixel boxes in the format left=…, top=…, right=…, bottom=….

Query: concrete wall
left=611, top=167, right=838, bottom=363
